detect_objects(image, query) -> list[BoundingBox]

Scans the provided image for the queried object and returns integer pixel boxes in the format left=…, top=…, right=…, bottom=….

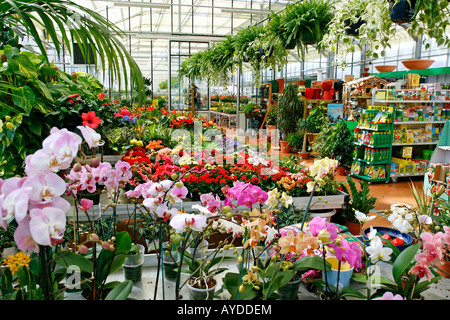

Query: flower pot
left=280, top=140, right=291, bottom=153
left=309, top=208, right=336, bottom=222
left=375, top=65, right=397, bottom=73
left=337, top=166, right=346, bottom=176
left=437, top=260, right=450, bottom=278
left=304, top=88, right=314, bottom=100
left=344, top=18, right=365, bottom=36
left=322, top=256, right=354, bottom=292
left=162, top=251, right=179, bottom=282
left=277, top=277, right=301, bottom=300
left=345, top=220, right=361, bottom=235
left=187, top=278, right=217, bottom=300
left=123, top=264, right=143, bottom=282
left=123, top=244, right=145, bottom=282
left=312, top=87, right=322, bottom=99
left=401, top=59, right=435, bottom=70
left=389, top=0, right=417, bottom=24
left=267, top=125, right=276, bottom=131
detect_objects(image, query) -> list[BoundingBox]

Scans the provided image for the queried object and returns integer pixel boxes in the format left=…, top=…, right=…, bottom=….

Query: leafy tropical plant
left=0, top=0, right=144, bottom=102
left=286, top=132, right=304, bottom=151
left=277, top=83, right=303, bottom=140
left=338, top=175, right=377, bottom=223
left=297, top=103, right=328, bottom=134
left=311, top=121, right=355, bottom=167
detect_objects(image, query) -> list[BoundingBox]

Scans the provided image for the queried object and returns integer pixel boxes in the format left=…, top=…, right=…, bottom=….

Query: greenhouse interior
left=2, top=0, right=450, bottom=305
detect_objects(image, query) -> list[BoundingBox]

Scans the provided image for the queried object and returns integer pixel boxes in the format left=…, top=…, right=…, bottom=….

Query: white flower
left=366, top=237, right=393, bottom=263
left=366, top=226, right=378, bottom=242
left=306, top=181, right=320, bottom=193
left=77, top=126, right=103, bottom=149
left=418, top=215, right=433, bottom=225
left=355, top=210, right=376, bottom=223
left=280, top=192, right=293, bottom=208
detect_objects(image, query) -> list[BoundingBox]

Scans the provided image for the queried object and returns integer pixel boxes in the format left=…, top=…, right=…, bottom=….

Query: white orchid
left=366, top=237, right=393, bottom=263
left=355, top=210, right=376, bottom=223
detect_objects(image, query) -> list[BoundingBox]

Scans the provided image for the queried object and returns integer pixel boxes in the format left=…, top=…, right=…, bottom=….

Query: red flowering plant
left=48, top=92, right=118, bottom=133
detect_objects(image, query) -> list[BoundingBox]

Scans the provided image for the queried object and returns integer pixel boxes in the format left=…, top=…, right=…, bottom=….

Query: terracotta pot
left=401, top=59, right=435, bottom=70
left=437, top=260, right=450, bottom=278
left=345, top=220, right=361, bottom=235
left=280, top=140, right=291, bottom=153
left=375, top=65, right=397, bottom=73
left=337, top=166, right=346, bottom=176
left=298, top=152, right=309, bottom=159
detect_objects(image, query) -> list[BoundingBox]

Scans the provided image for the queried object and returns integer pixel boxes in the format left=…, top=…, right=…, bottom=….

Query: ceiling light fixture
left=94, top=0, right=171, bottom=9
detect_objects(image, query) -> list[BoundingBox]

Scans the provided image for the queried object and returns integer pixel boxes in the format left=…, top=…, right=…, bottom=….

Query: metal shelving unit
left=370, top=88, right=447, bottom=182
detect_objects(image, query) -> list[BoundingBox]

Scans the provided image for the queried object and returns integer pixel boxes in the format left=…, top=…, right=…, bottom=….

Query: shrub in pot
left=277, top=83, right=303, bottom=152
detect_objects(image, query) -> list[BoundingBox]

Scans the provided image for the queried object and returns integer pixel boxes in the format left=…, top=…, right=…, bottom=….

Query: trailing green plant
left=277, top=83, right=303, bottom=140
left=279, top=0, right=335, bottom=61
left=322, top=0, right=450, bottom=67
left=338, top=175, right=377, bottom=223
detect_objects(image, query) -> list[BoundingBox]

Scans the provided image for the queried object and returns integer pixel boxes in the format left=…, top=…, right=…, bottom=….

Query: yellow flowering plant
left=0, top=251, right=66, bottom=300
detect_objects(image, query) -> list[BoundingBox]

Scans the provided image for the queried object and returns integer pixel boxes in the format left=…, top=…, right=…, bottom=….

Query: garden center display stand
left=350, top=105, right=394, bottom=183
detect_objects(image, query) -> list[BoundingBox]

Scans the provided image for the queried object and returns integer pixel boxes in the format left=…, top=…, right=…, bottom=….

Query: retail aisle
left=219, top=125, right=424, bottom=212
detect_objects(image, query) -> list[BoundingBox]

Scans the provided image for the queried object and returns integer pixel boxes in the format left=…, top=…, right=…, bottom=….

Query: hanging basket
left=389, top=0, right=417, bottom=24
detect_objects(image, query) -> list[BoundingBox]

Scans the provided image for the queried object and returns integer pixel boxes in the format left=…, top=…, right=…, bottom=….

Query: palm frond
left=0, top=0, right=144, bottom=104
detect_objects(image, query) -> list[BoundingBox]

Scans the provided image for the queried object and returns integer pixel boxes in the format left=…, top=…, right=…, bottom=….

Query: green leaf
left=392, top=243, right=420, bottom=285
left=293, top=255, right=331, bottom=272
left=104, top=280, right=133, bottom=300
left=54, top=251, right=93, bottom=274
left=12, top=86, right=35, bottom=115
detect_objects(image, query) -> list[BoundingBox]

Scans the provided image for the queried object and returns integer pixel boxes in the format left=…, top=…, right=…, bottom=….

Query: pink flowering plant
left=0, top=125, right=136, bottom=300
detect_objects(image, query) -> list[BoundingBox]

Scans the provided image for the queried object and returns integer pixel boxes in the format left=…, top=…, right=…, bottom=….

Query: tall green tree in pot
left=277, top=83, right=303, bottom=153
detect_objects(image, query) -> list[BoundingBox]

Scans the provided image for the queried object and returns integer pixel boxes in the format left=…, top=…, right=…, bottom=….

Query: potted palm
left=277, top=84, right=303, bottom=153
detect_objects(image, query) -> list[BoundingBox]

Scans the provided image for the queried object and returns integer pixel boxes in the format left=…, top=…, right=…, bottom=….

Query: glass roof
left=68, top=0, right=292, bottom=90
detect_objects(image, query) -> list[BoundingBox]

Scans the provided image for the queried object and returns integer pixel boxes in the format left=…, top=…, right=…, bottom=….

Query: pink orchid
left=411, top=257, right=434, bottom=281
left=171, top=186, right=188, bottom=199
left=78, top=198, right=93, bottom=211
left=77, top=125, right=102, bottom=149
left=0, top=186, right=32, bottom=224
left=39, top=127, right=81, bottom=170
left=28, top=207, right=66, bottom=247
left=307, top=217, right=338, bottom=241
left=373, top=292, right=404, bottom=300
left=331, top=239, right=363, bottom=269
left=14, top=216, right=39, bottom=253
left=155, top=204, right=179, bottom=221
left=169, top=213, right=207, bottom=233
left=23, top=173, right=67, bottom=203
